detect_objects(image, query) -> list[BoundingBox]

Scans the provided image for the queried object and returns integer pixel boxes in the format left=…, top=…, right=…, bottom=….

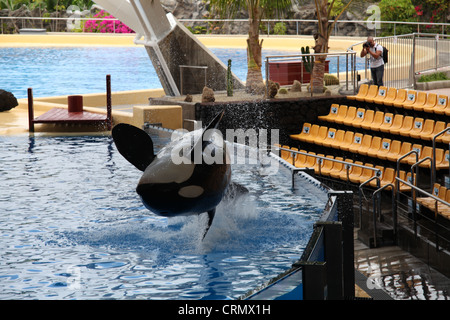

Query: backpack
left=378, top=44, right=389, bottom=64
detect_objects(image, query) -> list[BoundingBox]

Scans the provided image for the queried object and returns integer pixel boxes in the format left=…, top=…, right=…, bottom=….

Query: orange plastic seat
left=369, top=111, right=386, bottom=131
left=348, top=161, right=365, bottom=183
left=414, top=119, right=435, bottom=141
left=299, top=124, right=320, bottom=143
left=405, top=91, right=426, bottom=110
left=359, top=109, right=375, bottom=130
left=422, top=93, right=438, bottom=113
left=304, top=152, right=317, bottom=168
left=294, top=149, right=308, bottom=168
left=356, top=134, right=373, bottom=156
left=342, top=106, right=357, bottom=127
left=369, top=166, right=384, bottom=188
left=359, top=163, right=377, bottom=184
left=380, top=167, right=396, bottom=187
left=384, top=140, right=402, bottom=162
left=319, top=155, right=335, bottom=176
left=406, top=118, right=424, bottom=138
left=378, top=139, right=392, bottom=160
left=352, top=108, right=367, bottom=128
left=347, top=83, right=368, bottom=101
left=403, top=144, right=422, bottom=165
left=334, top=105, right=349, bottom=125
left=339, top=131, right=355, bottom=151
left=433, top=95, right=449, bottom=115
left=438, top=124, right=450, bottom=144
left=318, top=104, right=340, bottom=122
left=396, top=170, right=412, bottom=192
left=384, top=114, right=403, bottom=134
left=436, top=150, right=449, bottom=171
left=379, top=87, right=397, bottom=105
left=322, top=128, right=338, bottom=148
left=313, top=126, right=329, bottom=146
left=359, top=85, right=378, bottom=102
left=366, top=136, right=382, bottom=158
left=416, top=146, right=433, bottom=167
left=390, top=89, right=407, bottom=107
left=338, top=159, right=354, bottom=181
left=328, top=157, right=344, bottom=178
left=378, top=113, right=394, bottom=133
left=398, top=90, right=417, bottom=109
left=367, top=86, right=387, bottom=104
left=313, top=154, right=326, bottom=174
left=280, top=145, right=293, bottom=163
left=347, top=133, right=363, bottom=153
left=390, top=115, right=413, bottom=136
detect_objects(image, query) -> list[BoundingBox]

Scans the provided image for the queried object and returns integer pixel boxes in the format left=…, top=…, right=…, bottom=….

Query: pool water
left=0, top=47, right=365, bottom=99
left=0, top=135, right=328, bottom=299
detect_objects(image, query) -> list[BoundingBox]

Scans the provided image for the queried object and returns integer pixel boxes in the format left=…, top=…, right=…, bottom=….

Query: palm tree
left=311, top=0, right=354, bottom=93
left=209, top=0, right=292, bottom=94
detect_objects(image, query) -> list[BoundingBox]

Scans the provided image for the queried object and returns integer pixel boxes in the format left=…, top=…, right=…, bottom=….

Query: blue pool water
left=0, top=46, right=365, bottom=99
left=0, top=134, right=328, bottom=299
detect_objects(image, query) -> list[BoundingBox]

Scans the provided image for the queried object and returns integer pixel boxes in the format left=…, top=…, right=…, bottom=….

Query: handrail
left=372, top=183, right=395, bottom=247
left=358, top=175, right=380, bottom=229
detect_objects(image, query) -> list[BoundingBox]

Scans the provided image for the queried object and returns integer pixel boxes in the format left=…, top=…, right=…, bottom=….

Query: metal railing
left=348, top=33, right=450, bottom=89
left=1, top=16, right=448, bottom=36
left=265, top=51, right=358, bottom=94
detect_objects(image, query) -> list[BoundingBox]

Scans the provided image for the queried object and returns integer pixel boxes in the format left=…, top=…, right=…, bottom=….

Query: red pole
left=106, top=74, right=112, bottom=130
left=27, top=88, right=34, bottom=132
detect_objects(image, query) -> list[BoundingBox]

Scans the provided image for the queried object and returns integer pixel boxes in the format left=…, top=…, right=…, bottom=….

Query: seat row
left=290, top=124, right=450, bottom=169
left=347, top=84, right=449, bottom=114
left=318, top=104, right=450, bottom=142
left=417, top=183, right=450, bottom=220
left=276, top=145, right=412, bottom=192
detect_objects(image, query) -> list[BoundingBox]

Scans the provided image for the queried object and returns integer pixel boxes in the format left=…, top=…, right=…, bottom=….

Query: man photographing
left=360, top=36, right=384, bottom=86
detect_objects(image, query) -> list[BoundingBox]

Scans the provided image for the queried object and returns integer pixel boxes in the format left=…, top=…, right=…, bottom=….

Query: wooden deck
left=28, top=74, right=112, bottom=132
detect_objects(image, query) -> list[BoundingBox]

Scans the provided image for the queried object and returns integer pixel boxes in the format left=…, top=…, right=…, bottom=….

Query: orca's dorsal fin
left=112, top=123, right=155, bottom=171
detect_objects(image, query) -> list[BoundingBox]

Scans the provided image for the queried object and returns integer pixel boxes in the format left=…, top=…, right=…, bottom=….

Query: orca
left=112, top=109, right=232, bottom=238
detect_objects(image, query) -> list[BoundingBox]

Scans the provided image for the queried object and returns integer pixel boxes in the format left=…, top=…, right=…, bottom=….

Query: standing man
left=360, top=36, right=384, bottom=86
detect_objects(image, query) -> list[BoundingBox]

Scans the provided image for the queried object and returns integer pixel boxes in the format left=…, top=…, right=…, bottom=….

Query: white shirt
left=369, top=43, right=384, bottom=68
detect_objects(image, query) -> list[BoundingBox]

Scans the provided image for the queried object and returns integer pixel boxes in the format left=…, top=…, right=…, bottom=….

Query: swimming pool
left=0, top=134, right=328, bottom=299
left=0, top=47, right=365, bottom=99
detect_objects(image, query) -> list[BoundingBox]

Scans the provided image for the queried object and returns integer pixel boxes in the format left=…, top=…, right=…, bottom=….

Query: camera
left=363, top=42, right=370, bottom=48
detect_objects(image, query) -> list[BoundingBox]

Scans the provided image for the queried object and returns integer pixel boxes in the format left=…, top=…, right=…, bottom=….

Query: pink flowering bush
left=84, top=10, right=134, bottom=33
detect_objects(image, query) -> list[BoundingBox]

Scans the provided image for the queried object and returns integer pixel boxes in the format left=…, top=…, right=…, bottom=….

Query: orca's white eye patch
left=178, top=185, right=204, bottom=198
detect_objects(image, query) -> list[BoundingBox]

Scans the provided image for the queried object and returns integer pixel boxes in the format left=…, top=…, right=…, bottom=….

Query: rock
left=0, top=90, right=18, bottom=112
left=184, top=94, right=193, bottom=102
left=201, top=86, right=215, bottom=103
left=290, top=80, right=302, bottom=92
left=266, top=80, right=279, bottom=98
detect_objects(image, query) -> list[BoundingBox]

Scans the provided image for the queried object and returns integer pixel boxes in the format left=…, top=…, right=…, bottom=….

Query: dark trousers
left=371, top=64, right=384, bottom=86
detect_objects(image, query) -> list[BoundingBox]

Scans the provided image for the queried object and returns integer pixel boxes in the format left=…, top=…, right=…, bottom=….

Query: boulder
left=0, top=90, right=18, bottom=112
left=201, top=86, right=215, bottom=103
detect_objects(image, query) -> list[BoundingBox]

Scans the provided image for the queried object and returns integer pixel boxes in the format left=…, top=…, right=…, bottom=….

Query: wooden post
left=106, top=74, right=112, bottom=130
left=27, top=88, right=34, bottom=132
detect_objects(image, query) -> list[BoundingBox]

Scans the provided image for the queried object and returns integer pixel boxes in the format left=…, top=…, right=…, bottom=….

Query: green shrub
left=324, top=73, right=340, bottom=85
left=418, top=72, right=450, bottom=83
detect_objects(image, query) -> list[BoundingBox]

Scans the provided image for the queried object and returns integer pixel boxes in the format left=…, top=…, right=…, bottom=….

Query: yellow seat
left=398, top=90, right=417, bottom=109
left=359, top=163, right=376, bottom=184
left=426, top=121, right=445, bottom=142
left=383, top=114, right=403, bottom=134
left=416, top=146, right=433, bottom=167
left=438, top=124, right=450, bottom=144
left=304, top=152, right=317, bottom=168
left=433, top=95, right=449, bottom=115
left=414, top=119, right=435, bottom=141
left=290, top=123, right=311, bottom=141
left=294, top=149, right=308, bottom=168
left=393, top=142, right=412, bottom=163
left=334, top=105, right=348, bottom=125
left=313, top=126, right=329, bottom=146
left=422, top=93, right=438, bottom=113
left=313, top=154, right=326, bottom=174
left=322, top=128, right=338, bottom=148
left=318, top=104, right=340, bottom=122
left=369, top=111, right=386, bottom=131
left=339, top=131, right=355, bottom=151
left=378, top=138, right=392, bottom=160
left=342, top=106, right=357, bottom=127
left=367, top=86, right=387, bottom=104
left=379, top=87, right=397, bottom=105
left=390, top=89, right=407, bottom=107
left=347, top=133, right=363, bottom=153
left=385, top=140, right=402, bottom=162
left=366, top=136, right=382, bottom=158
left=332, top=129, right=346, bottom=149
left=380, top=167, right=396, bottom=187
left=352, top=108, right=367, bottom=128
left=436, top=150, right=449, bottom=171
left=358, top=85, right=378, bottom=102
left=338, top=159, right=354, bottom=181
left=369, top=166, right=384, bottom=188
left=280, top=145, right=293, bottom=163
left=417, top=183, right=443, bottom=208
left=320, top=155, right=335, bottom=176
left=300, top=124, right=320, bottom=143
left=359, top=109, right=375, bottom=130
left=409, top=91, right=427, bottom=111
left=406, top=118, right=424, bottom=138
left=356, top=134, right=373, bottom=156
left=348, top=161, right=365, bottom=183
left=397, top=170, right=412, bottom=192
left=378, top=113, right=394, bottom=133
left=403, top=144, right=422, bottom=165
left=328, top=156, right=344, bottom=178
left=390, top=115, right=413, bottom=136
left=347, top=83, right=368, bottom=101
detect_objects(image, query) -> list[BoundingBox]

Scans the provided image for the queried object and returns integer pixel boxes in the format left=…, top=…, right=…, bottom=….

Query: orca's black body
left=112, top=110, right=231, bottom=238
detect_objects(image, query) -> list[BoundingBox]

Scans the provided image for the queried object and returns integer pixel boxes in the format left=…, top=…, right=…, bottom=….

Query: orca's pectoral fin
left=112, top=123, right=155, bottom=171
left=224, top=182, right=249, bottom=201
left=202, top=209, right=216, bottom=240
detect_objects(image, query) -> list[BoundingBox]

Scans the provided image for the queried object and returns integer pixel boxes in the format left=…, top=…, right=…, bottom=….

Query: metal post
left=27, top=88, right=34, bottom=133
left=300, top=261, right=327, bottom=300
left=106, top=74, right=112, bottom=130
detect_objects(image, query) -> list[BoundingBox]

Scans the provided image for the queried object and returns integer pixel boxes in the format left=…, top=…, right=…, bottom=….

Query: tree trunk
left=245, top=4, right=265, bottom=94
left=312, top=0, right=329, bottom=94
